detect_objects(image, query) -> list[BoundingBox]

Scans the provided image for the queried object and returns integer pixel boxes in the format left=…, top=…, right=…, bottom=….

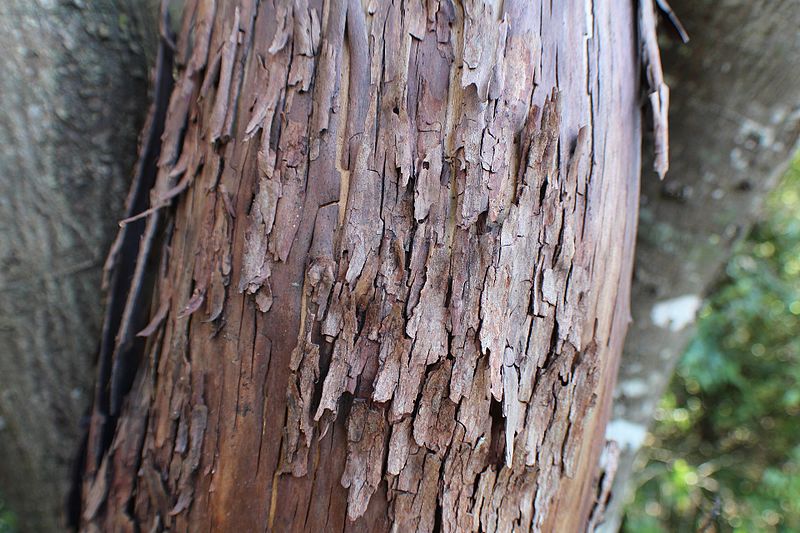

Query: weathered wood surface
left=80, top=1, right=649, bottom=531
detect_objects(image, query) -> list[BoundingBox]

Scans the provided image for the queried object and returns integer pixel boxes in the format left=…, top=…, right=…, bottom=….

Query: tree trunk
left=599, top=1, right=800, bottom=530
left=79, top=1, right=650, bottom=531
left=0, top=2, right=154, bottom=530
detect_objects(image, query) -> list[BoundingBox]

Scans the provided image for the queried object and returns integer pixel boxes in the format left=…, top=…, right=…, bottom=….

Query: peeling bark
left=81, top=1, right=648, bottom=531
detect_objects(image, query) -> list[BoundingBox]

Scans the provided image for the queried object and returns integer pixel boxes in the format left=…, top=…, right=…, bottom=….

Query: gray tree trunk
left=0, top=2, right=155, bottom=530
left=598, top=1, right=800, bottom=530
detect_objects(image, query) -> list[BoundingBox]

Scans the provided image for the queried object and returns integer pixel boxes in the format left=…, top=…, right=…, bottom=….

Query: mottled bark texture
left=598, top=1, right=800, bottom=531
left=80, top=1, right=652, bottom=531
left=0, top=1, right=155, bottom=531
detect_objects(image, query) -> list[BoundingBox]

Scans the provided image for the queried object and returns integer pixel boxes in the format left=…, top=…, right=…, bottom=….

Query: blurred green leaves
left=0, top=498, right=15, bottom=533
left=624, top=156, right=800, bottom=532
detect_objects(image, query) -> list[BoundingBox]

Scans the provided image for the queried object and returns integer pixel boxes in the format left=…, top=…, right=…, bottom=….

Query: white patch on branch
left=738, top=117, right=775, bottom=149
left=618, top=379, right=648, bottom=398
left=650, top=294, right=701, bottom=331
left=605, top=419, right=647, bottom=450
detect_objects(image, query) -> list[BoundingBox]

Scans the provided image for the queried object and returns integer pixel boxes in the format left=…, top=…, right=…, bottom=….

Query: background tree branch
left=600, top=1, right=800, bottom=530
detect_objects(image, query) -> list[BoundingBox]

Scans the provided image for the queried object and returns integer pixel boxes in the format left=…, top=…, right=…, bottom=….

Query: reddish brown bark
left=80, top=1, right=655, bottom=531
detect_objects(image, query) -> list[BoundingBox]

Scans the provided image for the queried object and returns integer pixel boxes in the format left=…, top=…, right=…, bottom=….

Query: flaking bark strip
left=640, top=0, right=670, bottom=178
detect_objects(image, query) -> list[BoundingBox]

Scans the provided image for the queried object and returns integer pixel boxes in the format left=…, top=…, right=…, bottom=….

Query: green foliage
left=624, top=157, right=800, bottom=532
left=0, top=498, right=16, bottom=533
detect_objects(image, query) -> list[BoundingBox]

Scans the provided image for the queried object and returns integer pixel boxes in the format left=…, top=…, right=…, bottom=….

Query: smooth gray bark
left=598, top=1, right=800, bottom=530
left=0, top=2, right=155, bottom=530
